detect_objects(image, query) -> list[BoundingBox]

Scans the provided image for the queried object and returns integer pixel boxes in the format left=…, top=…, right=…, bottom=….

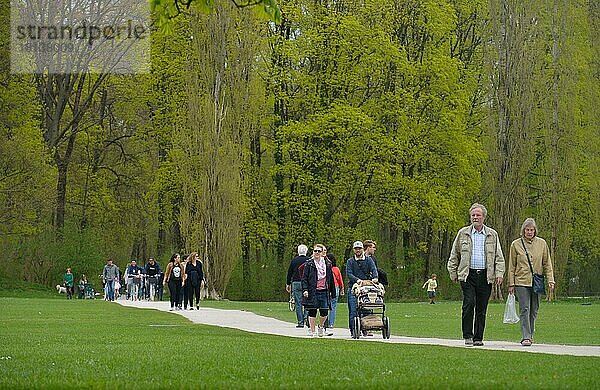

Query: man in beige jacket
left=447, top=203, right=505, bottom=346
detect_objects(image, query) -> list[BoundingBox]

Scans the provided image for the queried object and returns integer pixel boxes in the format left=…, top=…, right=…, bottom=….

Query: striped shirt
left=470, top=226, right=486, bottom=269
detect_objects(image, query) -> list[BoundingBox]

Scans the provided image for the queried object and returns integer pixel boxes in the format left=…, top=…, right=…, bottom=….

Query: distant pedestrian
left=181, top=254, right=189, bottom=309
left=447, top=203, right=505, bottom=347
left=145, top=258, right=161, bottom=301
left=164, top=253, right=183, bottom=310
left=508, top=218, right=555, bottom=346
left=102, top=259, right=119, bottom=301
left=346, top=241, right=378, bottom=337
left=286, top=244, right=309, bottom=328
left=422, top=274, right=437, bottom=304
left=63, top=268, right=74, bottom=299
left=302, top=244, right=336, bottom=337
left=185, top=252, right=204, bottom=310
left=364, top=240, right=388, bottom=286
left=326, top=253, right=344, bottom=335
left=125, top=260, right=141, bottom=301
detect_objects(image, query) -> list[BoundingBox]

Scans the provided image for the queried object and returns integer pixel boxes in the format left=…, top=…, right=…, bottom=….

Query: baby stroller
left=84, top=283, right=95, bottom=299
left=351, top=281, right=390, bottom=339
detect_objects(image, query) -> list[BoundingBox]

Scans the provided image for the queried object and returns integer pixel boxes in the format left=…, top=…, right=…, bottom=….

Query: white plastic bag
left=503, top=293, right=519, bottom=324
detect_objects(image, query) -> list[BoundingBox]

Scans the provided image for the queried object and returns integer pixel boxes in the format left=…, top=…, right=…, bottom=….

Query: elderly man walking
left=447, top=203, right=505, bottom=346
left=286, top=244, right=310, bottom=328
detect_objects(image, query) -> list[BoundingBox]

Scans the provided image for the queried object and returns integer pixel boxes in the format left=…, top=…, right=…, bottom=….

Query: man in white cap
left=346, top=240, right=378, bottom=337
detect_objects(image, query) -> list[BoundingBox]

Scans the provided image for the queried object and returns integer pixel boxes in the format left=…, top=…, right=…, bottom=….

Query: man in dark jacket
left=301, top=244, right=337, bottom=337
left=145, top=258, right=161, bottom=301
left=286, top=244, right=309, bottom=328
left=346, top=241, right=378, bottom=337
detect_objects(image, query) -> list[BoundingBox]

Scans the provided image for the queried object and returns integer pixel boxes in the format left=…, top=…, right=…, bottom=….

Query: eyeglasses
left=313, top=249, right=322, bottom=253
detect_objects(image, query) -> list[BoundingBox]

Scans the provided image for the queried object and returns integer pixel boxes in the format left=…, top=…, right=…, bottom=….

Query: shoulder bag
left=521, top=238, right=545, bottom=294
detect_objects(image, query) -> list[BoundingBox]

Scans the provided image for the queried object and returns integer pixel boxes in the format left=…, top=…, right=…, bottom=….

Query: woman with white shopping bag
left=507, top=218, right=555, bottom=346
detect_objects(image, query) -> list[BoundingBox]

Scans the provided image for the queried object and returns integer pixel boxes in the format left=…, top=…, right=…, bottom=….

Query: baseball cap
left=353, top=241, right=363, bottom=249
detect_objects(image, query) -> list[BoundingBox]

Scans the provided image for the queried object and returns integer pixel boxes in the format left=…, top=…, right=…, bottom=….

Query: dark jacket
left=145, top=262, right=161, bottom=277
left=301, top=257, right=336, bottom=308
left=185, top=261, right=204, bottom=287
left=286, top=255, right=309, bottom=284
left=346, top=256, right=378, bottom=285
left=368, top=255, right=388, bottom=286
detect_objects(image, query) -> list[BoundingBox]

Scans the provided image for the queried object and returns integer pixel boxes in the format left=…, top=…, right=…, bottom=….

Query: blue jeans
left=292, top=282, right=304, bottom=326
left=328, top=287, right=339, bottom=328
left=348, top=286, right=357, bottom=335
left=105, top=279, right=115, bottom=301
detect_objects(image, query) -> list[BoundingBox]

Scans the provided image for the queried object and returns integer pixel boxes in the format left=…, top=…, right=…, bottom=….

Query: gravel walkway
left=116, top=299, right=600, bottom=357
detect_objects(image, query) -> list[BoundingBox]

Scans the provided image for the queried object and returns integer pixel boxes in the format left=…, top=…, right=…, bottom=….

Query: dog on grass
left=56, top=285, right=67, bottom=294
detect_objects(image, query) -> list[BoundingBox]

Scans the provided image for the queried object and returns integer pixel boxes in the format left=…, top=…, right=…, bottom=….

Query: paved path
left=116, top=300, right=600, bottom=357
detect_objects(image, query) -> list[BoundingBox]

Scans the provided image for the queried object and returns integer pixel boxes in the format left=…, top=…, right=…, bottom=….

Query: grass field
left=0, top=294, right=598, bottom=389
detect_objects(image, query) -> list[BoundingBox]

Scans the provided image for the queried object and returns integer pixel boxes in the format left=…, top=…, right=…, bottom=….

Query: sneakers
left=307, top=328, right=313, bottom=336
left=326, top=328, right=334, bottom=336
left=464, top=338, right=474, bottom=346
left=473, top=340, right=484, bottom=346
left=196, top=305, right=199, bottom=310
left=317, top=326, right=324, bottom=337
left=296, top=324, right=304, bottom=328
left=521, top=339, right=532, bottom=346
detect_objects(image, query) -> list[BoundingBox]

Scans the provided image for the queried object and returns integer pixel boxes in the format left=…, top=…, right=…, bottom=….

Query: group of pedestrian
left=447, top=203, right=555, bottom=346
left=286, top=239, right=383, bottom=338
left=287, top=203, right=556, bottom=347
left=61, top=268, right=93, bottom=299
left=163, top=252, right=205, bottom=311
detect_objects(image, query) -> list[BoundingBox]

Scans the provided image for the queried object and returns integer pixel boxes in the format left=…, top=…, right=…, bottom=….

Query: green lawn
left=201, top=299, right=600, bottom=346
left=0, top=297, right=598, bottom=389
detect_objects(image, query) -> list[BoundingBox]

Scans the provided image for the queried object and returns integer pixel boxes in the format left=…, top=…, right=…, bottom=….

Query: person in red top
left=325, top=249, right=344, bottom=336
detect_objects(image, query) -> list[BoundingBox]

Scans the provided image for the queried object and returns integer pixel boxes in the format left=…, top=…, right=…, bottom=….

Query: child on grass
left=422, top=273, right=437, bottom=304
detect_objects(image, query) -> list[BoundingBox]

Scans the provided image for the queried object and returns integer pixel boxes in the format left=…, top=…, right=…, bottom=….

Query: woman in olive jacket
left=507, top=218, right=555, bottom=346
left=301, top=244, right=336, bottom=337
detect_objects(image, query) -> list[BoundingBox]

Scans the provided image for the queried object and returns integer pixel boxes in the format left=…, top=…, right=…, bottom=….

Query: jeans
left=460, top=269, right=492, bottom=341
left=348, top=286, right=357, bottom=335
left=328, top=286, right=339, bottom=328
left=292, top=282, right=304, bottom=326
left=515, top=286, right=540, bottom=340
left=126, top=278, right=135, bottom=299
left=105, top=279, right=115, bottom=301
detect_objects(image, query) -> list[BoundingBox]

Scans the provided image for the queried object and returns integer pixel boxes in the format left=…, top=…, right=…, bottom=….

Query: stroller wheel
left=352, top=317, right=361, bottom=339
left=382, top=316, right=391, bottom=339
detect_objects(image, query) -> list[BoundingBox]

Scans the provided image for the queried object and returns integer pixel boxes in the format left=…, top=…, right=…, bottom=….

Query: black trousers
left=189, top=284, right=201, bottom=307
left=168, top=279, right=182, bottom=308
left=460, top=269, right=492, bottom=341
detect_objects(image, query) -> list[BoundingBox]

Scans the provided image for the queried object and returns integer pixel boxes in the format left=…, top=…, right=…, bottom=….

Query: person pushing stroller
left=346, top=241, right=378, bottom=337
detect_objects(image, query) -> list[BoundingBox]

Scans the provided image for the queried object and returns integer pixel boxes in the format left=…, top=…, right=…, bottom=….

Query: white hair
left=297, top=244, right=308, bottom=256
left=469, top=203, right=488, bottom=218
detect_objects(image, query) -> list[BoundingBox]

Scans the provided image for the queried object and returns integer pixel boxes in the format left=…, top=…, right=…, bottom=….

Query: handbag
left=503, top=293, right=519, bottom=324
left=521, top=238, right=546, bottom=294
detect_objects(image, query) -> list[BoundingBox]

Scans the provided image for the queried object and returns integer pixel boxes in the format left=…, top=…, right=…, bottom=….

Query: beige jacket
left=508, top=236, right=554, bottom=286
left=447, top=225, right=505, bottom=284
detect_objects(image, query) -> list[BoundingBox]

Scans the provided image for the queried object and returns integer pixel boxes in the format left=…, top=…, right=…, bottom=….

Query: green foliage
left=150, top=0, right=281, bottom=33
